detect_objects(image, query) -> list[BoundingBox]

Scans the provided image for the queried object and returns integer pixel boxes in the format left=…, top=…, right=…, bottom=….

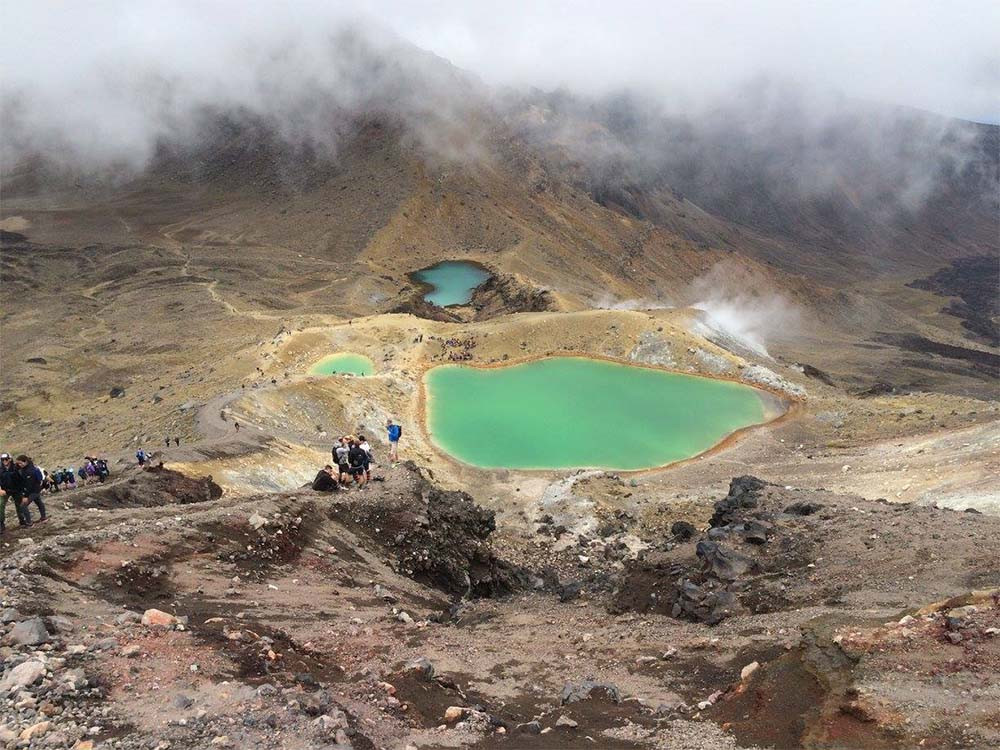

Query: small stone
left=0, top=659, right=46, bottom=693
left=115, top=611, right=142, bottom=626
left=945, top=631, right=963, bottom=644
left=122, top=644, right=143, bottom=658
left=20, top=720, right=51, bottom=740
left=210, top=736, right=231, bottom=747
left=444, top=706, right=466, bottom=722
left=173, top=694, right=194, bottom=709
left=516, top=721, right=542, bottom=734
left=396, top=611, right=413, bottom=624
left=74, top=742, right=95, bottom=750
left=9, top=617, right=50, bottom=645
left=141, top=609, right=178, bottom=627
left=403, top=657, right=435, bottom=679
left=555, top=715, right=578, bottom=728
left=740, top=661, right=760, bottom=681
left=257, top=684, right=277, bottom=697
left=248, top=513, right=267, bottom=530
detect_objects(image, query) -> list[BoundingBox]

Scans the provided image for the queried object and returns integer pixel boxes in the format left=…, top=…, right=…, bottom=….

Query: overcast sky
left=1, top=0, right=997, bottom=171
left=380, top=0, right=1000, bottom=123
left=4, top=0, right=996, bottom=121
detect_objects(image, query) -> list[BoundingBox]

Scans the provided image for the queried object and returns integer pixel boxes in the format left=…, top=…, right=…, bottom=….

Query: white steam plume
left=687, top=262, right=802, bottom=358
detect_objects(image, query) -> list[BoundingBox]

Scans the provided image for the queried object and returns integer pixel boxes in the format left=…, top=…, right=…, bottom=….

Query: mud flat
left=424, top=356, right=781, bottom=470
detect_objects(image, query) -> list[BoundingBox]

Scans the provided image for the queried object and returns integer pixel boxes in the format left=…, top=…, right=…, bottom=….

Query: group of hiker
left=311, top=419, right=402, bottom=492
left=135, top=437, right=182, bottom=467
left=0, top=452, right=115, bottom=533
left=0, top=453, right=48, bottom=532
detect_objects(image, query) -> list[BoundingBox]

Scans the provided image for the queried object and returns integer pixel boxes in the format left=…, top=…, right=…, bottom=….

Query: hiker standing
left=347, top=439, right=368, bottom=489
left=15, top=455, right=46, bottom=524
left=136, top=448, right=148, bottom=466
left=334, top=437, right=351, bottom=484
left=174, top=437, right=180, bottom=447
left=386, top=419, right=402, bottom=463
left=1, top=453, right=29, bottom=532
left=165, top=436, right=170, bottom=448
left=358, top=434, right=373, bottom=481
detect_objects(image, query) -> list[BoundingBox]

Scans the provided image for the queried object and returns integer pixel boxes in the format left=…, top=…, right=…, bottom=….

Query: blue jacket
left=387, top=424, right=402, bottom=442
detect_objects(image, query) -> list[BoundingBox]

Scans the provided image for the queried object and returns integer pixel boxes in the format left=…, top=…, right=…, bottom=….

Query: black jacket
left=19, top=463, right=43, bottom=495
left=348, top=446, right=366, bottom=469
left=0, top=464, right=22, bottom=494
left=312, top=470, right=338, bottom=492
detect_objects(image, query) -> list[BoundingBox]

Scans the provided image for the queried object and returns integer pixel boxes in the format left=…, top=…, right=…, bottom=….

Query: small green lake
left=425, top=357, right=775, bottom=470
left=413, top=261, right=491, bottom=307
left=309, top=352, right=374, bottom=377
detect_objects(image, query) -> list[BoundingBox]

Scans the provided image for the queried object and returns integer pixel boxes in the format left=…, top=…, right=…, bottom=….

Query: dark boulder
left=672, top=581, right=741, bottom=625
left=697, top=541, right=753, bottom=580
left=740, top=519, right=772, bottom=545
left=710, top=476, right=767, bottom=527
left=560, top=680, right=621, bottom=705
left=670, top=520, right=697, bottom=541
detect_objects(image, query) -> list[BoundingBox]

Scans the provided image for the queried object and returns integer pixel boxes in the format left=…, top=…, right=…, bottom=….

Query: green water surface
left=425, top=357, right=771, bottom=470
left=413, top=261, right=491, bottom=307
left=310, top=352, right=375, bottom=377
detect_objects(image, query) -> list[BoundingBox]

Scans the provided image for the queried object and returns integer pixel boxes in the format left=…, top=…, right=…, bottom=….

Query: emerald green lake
left=425, top=357, right=773, bottom=470
left=310, top=353, right=374, bottom=377
left=413, top=261, right=491, bottom=307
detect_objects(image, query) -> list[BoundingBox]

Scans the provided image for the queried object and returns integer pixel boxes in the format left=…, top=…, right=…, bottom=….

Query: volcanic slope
left=1, top=464, right=998, bottom=749
left=2, top=105, right=998, bottom=466
left=0, top=74, right=998, bottom=750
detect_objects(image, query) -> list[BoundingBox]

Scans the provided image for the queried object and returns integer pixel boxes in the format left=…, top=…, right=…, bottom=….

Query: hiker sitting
left=311, top=465, right=339, bottom=493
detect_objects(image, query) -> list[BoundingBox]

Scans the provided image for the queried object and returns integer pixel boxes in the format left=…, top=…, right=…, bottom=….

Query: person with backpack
left=333, top=438, right=351, bottom=485
left=95, top=458, right=110, bottom=482
left=15, top=455, right=46, bottom=524
left=136, top=448, right=148, bottom=466
left=1, top=453, right=30, bottom=532
left=386, top=419, right=402, bottom=464
left=347, top=439, right=368, bottom=489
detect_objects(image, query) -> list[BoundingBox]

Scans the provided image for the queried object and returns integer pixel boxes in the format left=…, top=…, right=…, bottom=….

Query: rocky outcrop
left=470, top=273, right=554, bottom=320
left=331, top=464, right=526, bottom=598
left=70, top=465, right=222, bottom=508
